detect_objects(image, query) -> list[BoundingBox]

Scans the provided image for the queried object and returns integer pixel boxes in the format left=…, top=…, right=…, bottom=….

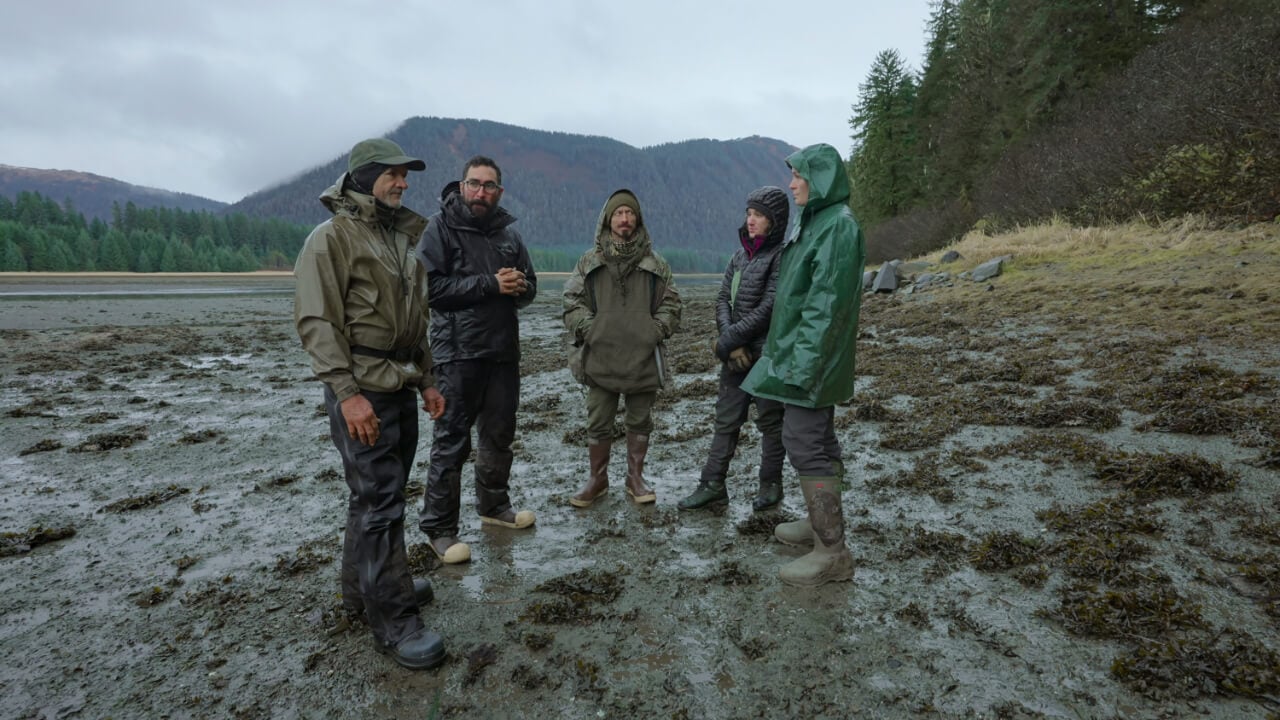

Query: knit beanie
left=745, top=186, right=790, bottom=243
left=603, top=189, right=642, bottom=229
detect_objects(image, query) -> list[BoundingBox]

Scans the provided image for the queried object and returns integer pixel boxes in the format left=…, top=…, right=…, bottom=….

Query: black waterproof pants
left=780, top=403, right=842, bottom=476
left=419, top=359, right=519, bottom=538
left=700, top=366, right=785, bottom=484
left=326, top=386, right=424, bottom=648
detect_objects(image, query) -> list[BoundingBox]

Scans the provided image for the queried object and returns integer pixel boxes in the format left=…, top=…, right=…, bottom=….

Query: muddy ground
left=1, top=267, right=1278, bottom=720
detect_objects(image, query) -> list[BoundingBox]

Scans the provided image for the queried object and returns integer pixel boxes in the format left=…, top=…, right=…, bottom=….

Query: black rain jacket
left=415, top=191, right=537, bottom=365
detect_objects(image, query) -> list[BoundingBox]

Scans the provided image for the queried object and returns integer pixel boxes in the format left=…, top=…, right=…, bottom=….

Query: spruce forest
left=850, top=0, right=1278, bottom=262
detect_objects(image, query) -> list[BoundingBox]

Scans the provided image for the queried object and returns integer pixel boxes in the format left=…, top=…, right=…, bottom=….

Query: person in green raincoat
left=740, top=143, right=866, bottom=588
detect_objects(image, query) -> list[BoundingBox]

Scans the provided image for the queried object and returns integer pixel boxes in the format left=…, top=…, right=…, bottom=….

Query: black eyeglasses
left=463, top=179, right=502, bottom=193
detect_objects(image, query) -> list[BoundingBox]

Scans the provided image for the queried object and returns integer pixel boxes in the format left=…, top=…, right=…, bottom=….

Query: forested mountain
left=0, top=164, right=225, bottom=221
left=847, top=0, right=1279, bottom=262
left=0, top=190, right=310, bottom=272
left=230, top=118, right=796, bottom=270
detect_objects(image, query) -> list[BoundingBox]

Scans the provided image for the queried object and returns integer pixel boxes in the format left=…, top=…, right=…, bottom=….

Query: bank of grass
left=886, top=216, right=1280, bottom=343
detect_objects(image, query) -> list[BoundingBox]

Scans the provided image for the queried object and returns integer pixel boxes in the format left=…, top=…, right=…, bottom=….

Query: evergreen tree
left=98, top=230, right=130, bottom=271
left=73, top=230, right=97, bottom=271
left=849, top=49, right=921, bottom=225
left=1, top=238, right=27, bottom=271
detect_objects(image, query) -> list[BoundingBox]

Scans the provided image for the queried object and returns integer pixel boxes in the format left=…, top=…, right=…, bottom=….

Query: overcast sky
left=0, top=1, right=932, bottom=203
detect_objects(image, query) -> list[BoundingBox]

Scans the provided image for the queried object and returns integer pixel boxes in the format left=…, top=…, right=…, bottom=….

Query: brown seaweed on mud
left=520, top=568, right=624, bottom=625
left=19, top=438, right=62, bottom=455
left=71, top=426, right=148, bottom=452
left=1, top=525, right=76, bottom=557
left=100, top=484, right=190, bottom=512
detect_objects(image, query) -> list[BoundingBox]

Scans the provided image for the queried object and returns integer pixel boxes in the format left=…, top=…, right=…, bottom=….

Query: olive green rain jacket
left=740, top=144, right=866, bottom=408
left=562, top=189, right=682, bottom=394
left=294, top=175, right=433, bottom=403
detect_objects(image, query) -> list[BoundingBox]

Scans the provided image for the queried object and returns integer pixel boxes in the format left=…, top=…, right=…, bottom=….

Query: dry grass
left=871, top=216, right=1280, bottom=343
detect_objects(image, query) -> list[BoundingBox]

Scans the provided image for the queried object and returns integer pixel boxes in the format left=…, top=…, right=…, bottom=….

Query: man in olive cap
left=294, top=137, right=447, bottom=669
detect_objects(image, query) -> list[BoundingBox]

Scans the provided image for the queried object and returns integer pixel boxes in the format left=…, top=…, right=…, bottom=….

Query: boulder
left=971, top=255, right=1012, bottom=282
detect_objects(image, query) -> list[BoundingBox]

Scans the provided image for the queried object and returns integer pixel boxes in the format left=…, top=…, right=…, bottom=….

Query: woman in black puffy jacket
left=678, top=186, right=789, bottom=512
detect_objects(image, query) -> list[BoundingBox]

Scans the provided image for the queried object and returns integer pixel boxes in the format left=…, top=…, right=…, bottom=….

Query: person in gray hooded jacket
left=563, top=189, right=682, bottom=508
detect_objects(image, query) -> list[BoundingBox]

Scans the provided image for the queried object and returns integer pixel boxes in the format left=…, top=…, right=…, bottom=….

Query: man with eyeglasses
left=415, top=156, right=537, bottom=565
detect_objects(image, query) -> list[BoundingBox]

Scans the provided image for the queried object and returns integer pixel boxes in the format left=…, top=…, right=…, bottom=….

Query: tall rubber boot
left=625, top=432, right=656, bottom=503
left=679, top=432, right=734, bottom=510
left=752, top=433, right=785, bottom=512
left=773, top=458, right=846, bottom=545
left=570, top=440, right=611, bottom=508
left=778, top=476, right=854, bottom=587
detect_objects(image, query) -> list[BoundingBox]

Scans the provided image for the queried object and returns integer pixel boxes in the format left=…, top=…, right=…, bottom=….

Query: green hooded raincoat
left=740, top=144, right=866, bottom=408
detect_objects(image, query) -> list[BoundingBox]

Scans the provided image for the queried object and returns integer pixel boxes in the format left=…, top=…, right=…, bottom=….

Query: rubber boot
left=678, top=480, right=728, bottom=510
left=778, top=476, right=855, bottom=587
left=570, top=440, right=611, bottom=508
left=774, top=517, right=814, bottom=547
left=625, top=432, right=656, bottom=503
left=680, top=432, right=734, bottom=510
left=752, top=431, right=785, bottom=511
left=374, top=627, right=446, bottom=670
left=773, top=458, right=845, bottom=544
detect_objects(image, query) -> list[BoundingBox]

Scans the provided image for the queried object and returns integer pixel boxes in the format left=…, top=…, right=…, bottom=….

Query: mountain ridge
left=1, top=117, right=800, bottom=263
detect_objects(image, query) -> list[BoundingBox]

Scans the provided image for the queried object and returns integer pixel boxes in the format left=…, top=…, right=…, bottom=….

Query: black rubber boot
left=678, top=481, right=729, bottom=510
left=375, top=627, right=446, bottom=670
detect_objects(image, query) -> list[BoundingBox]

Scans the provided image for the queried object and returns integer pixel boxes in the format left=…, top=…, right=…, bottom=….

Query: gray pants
left=325, top=386, right=424, bottom=648
left=780, top=403, right=842, bottom=476
left=586, top=386, right=656, bottom=440
left=700, top=366, right=784, bottom=484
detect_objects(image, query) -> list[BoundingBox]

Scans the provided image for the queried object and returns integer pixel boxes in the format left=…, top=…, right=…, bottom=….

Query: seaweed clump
left=1093, top=451, right=1238, bottom=499
left=868, top=453, right=956, bottom=504
left=1045, top=582, right=1205, bottom=639
left=71, top=426, right=148, bottom=452
left=1112, top=630, right=1280, bottom=700
left=274, top=538, right=332, bottom=576
left=1, top=525, right=76, bottom=557
left=520, top=569, right=624, bottom=625
left=978, top=430, right=1110, bottom=468
left=101, top=484, right=190, bottom=513
left=735, top=511, right=798, bottom=538
left=969, top=531, right=1043, bottom=571
left=705, top=560, right=758, bottom=587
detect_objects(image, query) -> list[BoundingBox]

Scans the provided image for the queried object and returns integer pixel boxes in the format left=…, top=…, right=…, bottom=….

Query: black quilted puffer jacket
left=714, top=186, right=789, bottom=361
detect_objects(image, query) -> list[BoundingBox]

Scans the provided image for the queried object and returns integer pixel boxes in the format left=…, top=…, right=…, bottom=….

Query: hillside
left=0, top=164, right=226, bottom=221
left=229, top=117, right=797, bottom=257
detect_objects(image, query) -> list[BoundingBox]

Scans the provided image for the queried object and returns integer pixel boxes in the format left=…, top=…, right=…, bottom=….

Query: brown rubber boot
left=625, top=432, right=656, bottom=503
left=778, top=476, right=854, bottom=587
left=570, top=440, right=611, bottom=508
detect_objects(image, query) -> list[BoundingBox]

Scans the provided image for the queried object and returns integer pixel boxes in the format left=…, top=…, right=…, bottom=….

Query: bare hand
left=340, top=393, right=380, bottom=446
left=421, top=386, right=446, bottom=420
left=496, top=267, right=528, bottom=296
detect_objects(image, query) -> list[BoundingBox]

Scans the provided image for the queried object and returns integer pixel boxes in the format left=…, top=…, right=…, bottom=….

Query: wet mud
left=1, top=273, right=1278, bottom=719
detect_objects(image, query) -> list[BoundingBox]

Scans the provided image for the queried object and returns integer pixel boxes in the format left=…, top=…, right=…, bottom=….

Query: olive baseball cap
left=347, top=138, right=426, bottom=173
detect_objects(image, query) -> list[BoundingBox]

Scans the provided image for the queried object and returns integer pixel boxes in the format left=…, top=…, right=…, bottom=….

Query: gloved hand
left=574, top=317, right=592, bottom=344
left=728, top=347, right=753, bottom=373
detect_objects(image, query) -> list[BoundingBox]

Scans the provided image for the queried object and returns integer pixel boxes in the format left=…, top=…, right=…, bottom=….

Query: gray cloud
left=0, top=0, right=929, bottom=202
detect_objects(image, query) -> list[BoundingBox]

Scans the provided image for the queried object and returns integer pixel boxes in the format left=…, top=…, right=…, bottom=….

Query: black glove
left=728, top=347, right=753, bottom=372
